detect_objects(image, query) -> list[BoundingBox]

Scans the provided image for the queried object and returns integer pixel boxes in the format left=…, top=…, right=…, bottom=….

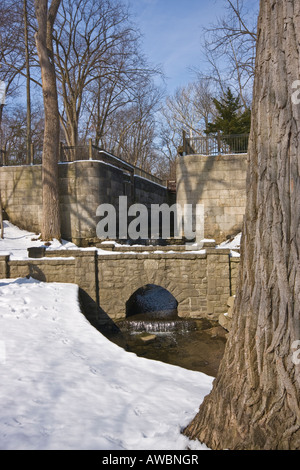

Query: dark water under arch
left=126, top=284, right=178, bottom=321
left=115, top=284, right=227, bottom=377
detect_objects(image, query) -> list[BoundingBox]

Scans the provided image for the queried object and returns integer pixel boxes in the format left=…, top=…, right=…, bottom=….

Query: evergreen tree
left=205, top=88, right=251, bottom=152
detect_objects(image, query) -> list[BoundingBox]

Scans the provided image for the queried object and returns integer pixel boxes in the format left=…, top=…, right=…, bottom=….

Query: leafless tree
left=192, top=77, right=217, bottom=130
left=35, top=0, right=61, bottom=241
left=53, top=0, right=160, bottom=152
left=0, top=0, right=26, bottom=239
left=24, top=0, right=32, bottom=164
left=1, top=103, right=44, bottom=164
left=0, top=1, right=25, bottom=138
left=98, top=83, right=162, bottom=170
left=164, top=85, right=203, bottom=138
left=201, top=0, right=258, bottom=106
left=158, top=78, right=215, bottom=167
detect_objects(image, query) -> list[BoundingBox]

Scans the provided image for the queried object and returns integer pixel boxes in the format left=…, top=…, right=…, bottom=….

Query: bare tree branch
left=201, top=0, right=258, bottom=104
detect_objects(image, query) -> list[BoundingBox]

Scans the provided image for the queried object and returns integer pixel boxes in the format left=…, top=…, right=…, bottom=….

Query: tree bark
left=0, top=99, right=4, bottom=238
left=35, top=0, right=61, bottom=241
left=0, top=190, right=3, bottom=239
left=183, top=0, right=300, bottom=450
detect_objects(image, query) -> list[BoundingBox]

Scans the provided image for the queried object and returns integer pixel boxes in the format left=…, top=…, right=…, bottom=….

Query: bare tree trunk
left=0, top=104, right=4, bottom=157
left=24, top=0, right=32, bottom=165
left=35, top=0, right=61, bottom=241
left=0, top=191, right=3, bottom=239
left=183, top=0, right=300, bottom=450
left=0, top=101, right=4, bottom=238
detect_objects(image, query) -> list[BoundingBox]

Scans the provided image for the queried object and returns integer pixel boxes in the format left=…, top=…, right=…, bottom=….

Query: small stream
left=108, top=317, right=227, bottom=378
left=117, top=315, right=198, bottom=333
left=80, top=285, right=227, bottom=378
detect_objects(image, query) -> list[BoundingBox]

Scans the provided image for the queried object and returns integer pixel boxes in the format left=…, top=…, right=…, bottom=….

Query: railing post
left=182, top=130, right=187, bottom=156
left=89, top=138, right=93, bottom=160
left=217, top=131, right=221, bottom=154
left=30, top=143, right=34, bottom=165
left=2, top=149, right=7, bottom=166
left=59, top=141, right=64, bottom=162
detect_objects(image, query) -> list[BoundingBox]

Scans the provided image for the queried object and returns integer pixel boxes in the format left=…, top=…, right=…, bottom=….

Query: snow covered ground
left=0, top=221, right=77, bottom=259
left=0, top=222, right=212, bottom=450
left=218, top=233, right=241, bottom=253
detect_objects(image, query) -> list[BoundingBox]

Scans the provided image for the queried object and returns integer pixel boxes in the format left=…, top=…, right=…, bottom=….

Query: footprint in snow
left=71, top=350, right=86, bottom=360
left=89, top=366, right=99, bottom=375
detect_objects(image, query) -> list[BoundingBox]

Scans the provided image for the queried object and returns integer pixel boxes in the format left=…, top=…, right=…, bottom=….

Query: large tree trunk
left=0, top=100, right=4, bottom=238
left=183, top=0, right=300, bottom=450
left=0, top=191, right=3, bottom=239
left=35, top=0, right=61, bottom=241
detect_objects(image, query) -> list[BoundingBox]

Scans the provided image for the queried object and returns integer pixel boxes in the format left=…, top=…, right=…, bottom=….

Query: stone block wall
left=59, top=161, right=130, bottom=245
left=176, top=153, right=247, bottom=243
left=0, top=255, right=9, bottom=279
left=134, top=176, right=169, bottom=208
left=45, top=249, right=98, bottom=302
left=0, top=245, right=240, bottom=323
left=0, top=161, right=169, bottom=246
left=0, top=249, right=98, bottom=304
left=97, top=246, right=236, bottom=321
left=97, top=251, right=209, bottom=320
left=0, top=165, right=43, bottom=234
left=8, top=257, right=76, bottom=284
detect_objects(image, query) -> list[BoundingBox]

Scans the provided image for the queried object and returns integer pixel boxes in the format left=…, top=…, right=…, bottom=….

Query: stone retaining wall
left=176, top=153, right=247, bottom=243
left=0, top=244, right=240, bottom=322
left=0, top=161, right=169, bottom=246
left=97, top=251, right=210, bottom=320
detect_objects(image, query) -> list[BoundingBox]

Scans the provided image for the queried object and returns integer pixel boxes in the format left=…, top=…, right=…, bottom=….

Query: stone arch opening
left=126, top=284, right=178, bottom=320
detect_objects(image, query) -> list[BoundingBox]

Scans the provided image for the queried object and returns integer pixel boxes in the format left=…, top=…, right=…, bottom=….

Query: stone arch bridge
left=97, top=243, right=238, bottom=321
left=0, top=241, right=239, bottom=323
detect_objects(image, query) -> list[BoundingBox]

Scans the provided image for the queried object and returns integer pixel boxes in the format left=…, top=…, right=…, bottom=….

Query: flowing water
left=109, top=316, right=227, bottom=378
left=119, top=285, right=227, bottom=377
left=81, top=285, right=227, bottom=378
left=117, top=315, right=198, bottom=333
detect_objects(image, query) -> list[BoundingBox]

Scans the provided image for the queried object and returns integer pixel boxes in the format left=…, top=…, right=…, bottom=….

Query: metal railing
left=0, top=140, right=168, bottom=188
left=56, top=141, right=167, bottom=187
left=0, top=146, right=42, bottom=166
left=60, top=144, right=90, bottom=162
left=0, top=149, right=6, bottom=166
left=181, top=131, right=249, bottom=156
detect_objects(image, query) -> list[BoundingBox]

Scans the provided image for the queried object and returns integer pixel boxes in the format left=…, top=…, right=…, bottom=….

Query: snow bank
left=0, top=278, right=212, bottom=450
left=218, top=232, right=241, bottom=250
left=0, top=221, right=77, bottom=260
left=218, top=233, right=241, bottom=257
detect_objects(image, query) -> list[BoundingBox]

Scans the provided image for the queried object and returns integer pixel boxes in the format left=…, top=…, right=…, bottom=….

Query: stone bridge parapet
left=0, top=243, right=240, bottom=322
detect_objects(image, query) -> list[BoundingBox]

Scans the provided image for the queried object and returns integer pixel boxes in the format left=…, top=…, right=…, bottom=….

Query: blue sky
left=128, top=0, right=259, bottom=96
left=128, top=0, right=229, bottom=95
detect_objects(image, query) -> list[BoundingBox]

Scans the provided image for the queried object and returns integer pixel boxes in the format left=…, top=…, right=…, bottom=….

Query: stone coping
left=97, top=252, right=208, bottom=260
left=44, top=249, right=97, bottom=258
left=9, top=257, right=76, bottom=264
left=97, top=239, right=217, bottom=252
left=1, top=243, right=235, bottom=263
left=43, top=245, right=231, bottom=260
